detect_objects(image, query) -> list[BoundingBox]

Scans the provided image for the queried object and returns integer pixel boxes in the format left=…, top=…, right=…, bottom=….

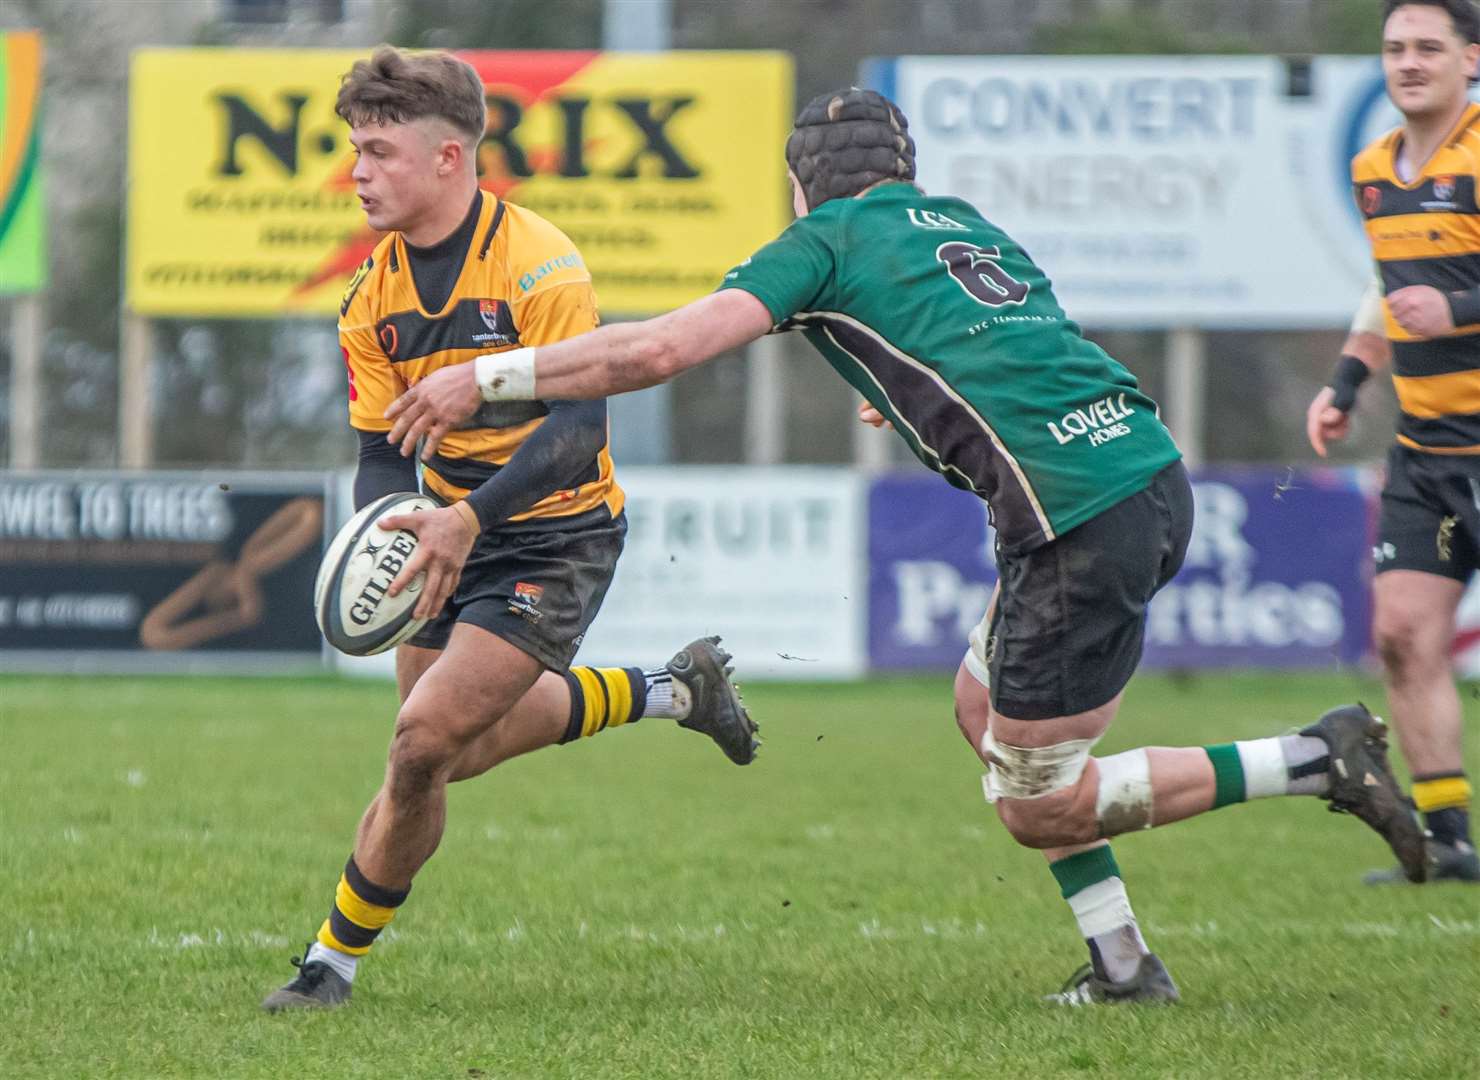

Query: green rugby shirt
left=719, top=182, right=1182, bottom=554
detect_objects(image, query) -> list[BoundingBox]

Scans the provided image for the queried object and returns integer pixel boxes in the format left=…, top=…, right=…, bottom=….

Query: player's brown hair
left=336, top=46, right=487, bottom=143
left=1383, top=0, right=1480, bottom=44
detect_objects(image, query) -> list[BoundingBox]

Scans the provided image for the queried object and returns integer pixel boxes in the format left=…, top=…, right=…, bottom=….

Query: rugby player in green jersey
left=387, top=88, right=1427, bottom=1004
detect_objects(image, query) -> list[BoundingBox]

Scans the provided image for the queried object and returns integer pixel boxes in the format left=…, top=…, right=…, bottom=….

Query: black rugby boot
left=1302, top=704, right=1428, bottom=883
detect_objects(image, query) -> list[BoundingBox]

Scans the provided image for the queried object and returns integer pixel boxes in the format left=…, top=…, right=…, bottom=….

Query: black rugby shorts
left=976, top=461, right=1193, bottom=720
left=1375, top=444, right=1480, bottom=582
left=408, top=510, right=626, bottom=671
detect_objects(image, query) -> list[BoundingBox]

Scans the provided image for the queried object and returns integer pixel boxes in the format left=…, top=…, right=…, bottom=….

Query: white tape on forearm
left=474, top=347, right=537, bottom=401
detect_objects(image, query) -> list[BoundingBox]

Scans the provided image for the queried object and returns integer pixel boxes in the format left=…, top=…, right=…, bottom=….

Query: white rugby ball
left=315, top=491, right=438, bottom=656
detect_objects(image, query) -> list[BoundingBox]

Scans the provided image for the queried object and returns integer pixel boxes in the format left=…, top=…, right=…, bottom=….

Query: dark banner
left=868, top=466, right=1373, bottom=671
left=0, top=473, right=328, bottom=667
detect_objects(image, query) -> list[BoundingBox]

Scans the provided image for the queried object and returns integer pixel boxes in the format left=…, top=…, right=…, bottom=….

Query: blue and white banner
left=868, top=467, right=1373, bottom=671
left=865, top=55, right=1423, bottom=328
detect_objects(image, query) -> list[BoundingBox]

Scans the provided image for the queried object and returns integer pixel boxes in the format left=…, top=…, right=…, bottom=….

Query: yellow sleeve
left=340, top=323, right=405, bottom=432
left=512, top=279, right=601, bottom=347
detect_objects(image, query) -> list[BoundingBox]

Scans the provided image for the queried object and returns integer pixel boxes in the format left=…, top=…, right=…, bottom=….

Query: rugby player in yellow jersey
left=1308, top=0, right=1480, bottom=883
left=261, top=47, right=758, bottom=1012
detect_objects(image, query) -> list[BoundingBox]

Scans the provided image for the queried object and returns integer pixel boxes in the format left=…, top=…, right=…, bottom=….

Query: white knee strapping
left=1094, top=749, right=1153, bottom=834
left=979, top=730, right=1098, bottom=803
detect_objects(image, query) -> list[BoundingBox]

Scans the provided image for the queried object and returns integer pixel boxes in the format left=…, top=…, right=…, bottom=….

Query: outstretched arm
left=521, top=289, right=775, bottom=398
left=384, top=289, right=775, bottom=458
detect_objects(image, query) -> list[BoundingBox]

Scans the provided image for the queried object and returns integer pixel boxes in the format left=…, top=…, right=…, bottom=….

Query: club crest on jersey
left=510, top=580, right=544, bottom=622
left=479, top=299, right=501, bottom=331
left=472, top=299, right=519, bottom=347
left=1434, top=175, right=1456, bottom=201
left=1361, top=185, right=1382, bottom=216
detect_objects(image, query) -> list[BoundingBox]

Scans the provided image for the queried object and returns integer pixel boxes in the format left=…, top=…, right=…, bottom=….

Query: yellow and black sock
left=559, top=666, right=647, bottom=743
left=317, top=855, right=410, bottom=956
left=1412, top=771, right=1472, bottom=849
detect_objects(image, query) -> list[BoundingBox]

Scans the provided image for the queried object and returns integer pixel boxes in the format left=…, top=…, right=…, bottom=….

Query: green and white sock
left=1049, top=846, right=1148, bottom=984
left=1205, top=735, right=1330, bottom=808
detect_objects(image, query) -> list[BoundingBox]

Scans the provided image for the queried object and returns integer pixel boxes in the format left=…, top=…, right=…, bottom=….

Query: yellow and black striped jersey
left=1354, top=102, right=1480, bottom=454
left=338, top=190, right=623, bottom=521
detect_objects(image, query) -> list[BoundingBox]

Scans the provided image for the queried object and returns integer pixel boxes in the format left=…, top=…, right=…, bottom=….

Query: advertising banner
left=579, top=467, right=867, bottom=679
left=867, top=55, right=1413, bottom=327
left=0, top=472, right=329, bottom=671
left=0, top=30, right=46, bottom=295
left=127, top=49, right=791, bottom=316
left=868, top=467, right=1372, bottom=671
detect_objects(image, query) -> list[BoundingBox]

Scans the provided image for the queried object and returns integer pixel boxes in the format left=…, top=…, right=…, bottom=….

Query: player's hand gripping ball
left=314, top=492, right=437, bottom=655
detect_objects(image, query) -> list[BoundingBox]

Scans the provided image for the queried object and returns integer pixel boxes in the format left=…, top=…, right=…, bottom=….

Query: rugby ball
left=315, top=492, right=438, bottom=656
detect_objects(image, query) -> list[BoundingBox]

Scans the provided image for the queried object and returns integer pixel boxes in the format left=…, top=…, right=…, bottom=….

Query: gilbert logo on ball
left=315, top=491, right=437, bottom=655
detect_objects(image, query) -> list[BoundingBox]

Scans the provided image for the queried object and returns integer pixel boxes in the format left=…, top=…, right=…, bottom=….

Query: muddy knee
left=386, top=709, right=464, bottom=801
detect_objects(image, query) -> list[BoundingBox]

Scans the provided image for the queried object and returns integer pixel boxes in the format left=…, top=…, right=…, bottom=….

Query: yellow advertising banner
left=127, top=49, right=792, bottom=317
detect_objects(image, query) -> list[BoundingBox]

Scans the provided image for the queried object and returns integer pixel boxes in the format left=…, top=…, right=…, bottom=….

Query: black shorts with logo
left=982, top=461, right=1194, bottom=721
left=408, top=508, right=626, bottom=671
left=1376, top=444, right=1480, bottom=582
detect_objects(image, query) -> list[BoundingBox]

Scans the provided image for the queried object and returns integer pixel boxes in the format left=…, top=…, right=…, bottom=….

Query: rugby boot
left=1045, top=954, right=1180, bottom=1006
left=668, top=635, right=759, bottom=765
left=1301, top=704, right=1428, bottom=884
left=1363, top=838, right=1480, bottom=885
left=260, top=946, right=352, bottom=1012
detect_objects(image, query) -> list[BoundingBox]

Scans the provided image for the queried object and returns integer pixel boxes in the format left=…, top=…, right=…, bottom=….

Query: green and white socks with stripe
left=1049, top=735, right=1331, bottom=986
left=1204, top=735, right=1331, bottom=807
left=1049, top=846, right=1148, bottom=984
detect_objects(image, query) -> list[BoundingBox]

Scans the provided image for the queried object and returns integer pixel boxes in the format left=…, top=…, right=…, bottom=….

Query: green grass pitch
left=2, top=671, right=1476, bottom=1078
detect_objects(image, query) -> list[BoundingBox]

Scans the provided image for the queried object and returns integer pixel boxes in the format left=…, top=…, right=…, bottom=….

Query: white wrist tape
left=475, top=347, right=537, bottom=401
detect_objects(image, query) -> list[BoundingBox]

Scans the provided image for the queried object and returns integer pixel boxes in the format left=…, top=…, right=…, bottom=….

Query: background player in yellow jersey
left=262, top=47, right=759, bottom=1011
left=1308, top=0, right=1480, bottom=883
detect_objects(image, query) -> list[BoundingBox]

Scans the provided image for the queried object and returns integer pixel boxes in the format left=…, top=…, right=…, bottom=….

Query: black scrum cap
left=784, top=87, right=916, bottom=211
